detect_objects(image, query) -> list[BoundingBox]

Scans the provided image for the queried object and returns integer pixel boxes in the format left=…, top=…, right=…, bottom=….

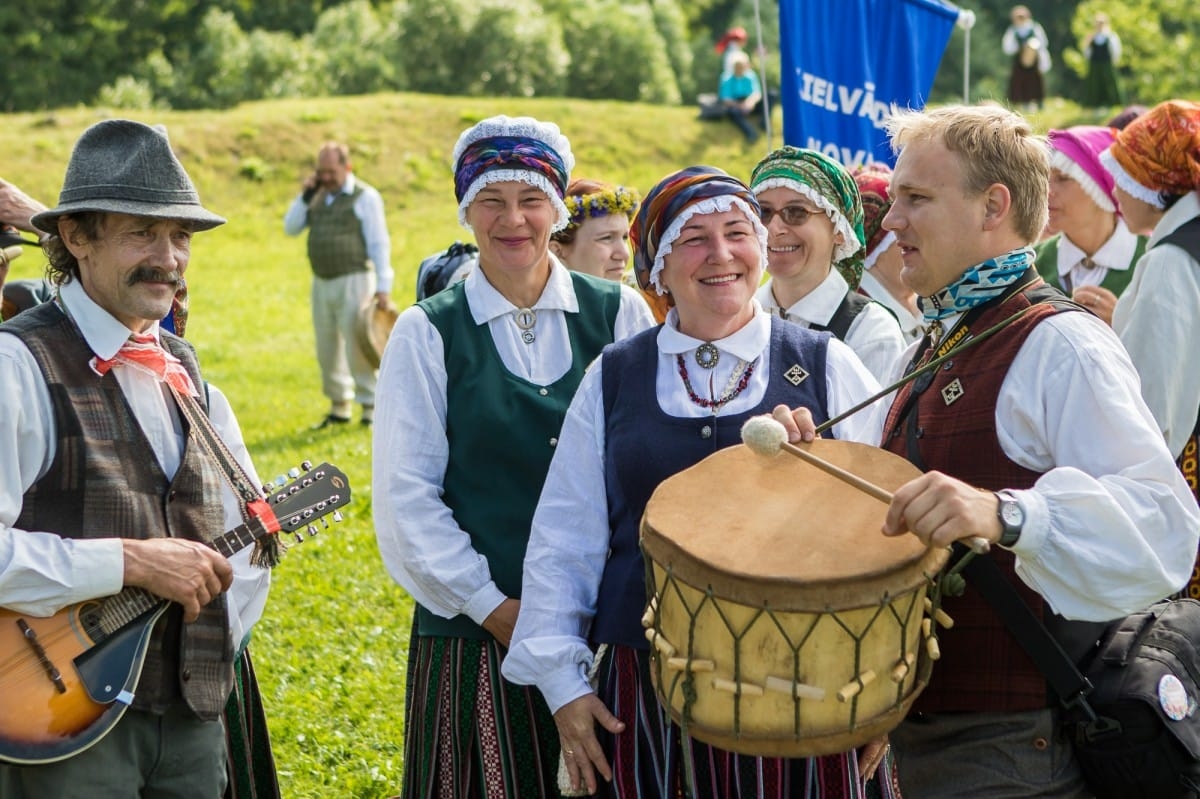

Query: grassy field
left=0, top=92, right=1100, bottom=797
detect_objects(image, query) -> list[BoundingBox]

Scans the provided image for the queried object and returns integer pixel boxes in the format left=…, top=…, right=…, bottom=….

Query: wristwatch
left=995, top=490, right=1024, bottom=548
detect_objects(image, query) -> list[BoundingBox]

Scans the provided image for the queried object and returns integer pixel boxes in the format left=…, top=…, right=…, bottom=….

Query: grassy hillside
left=0, top=92, right=1088, bottom=798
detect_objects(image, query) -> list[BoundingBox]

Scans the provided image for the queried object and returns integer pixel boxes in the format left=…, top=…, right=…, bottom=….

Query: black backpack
left=416, top=241, right=478, bottom=301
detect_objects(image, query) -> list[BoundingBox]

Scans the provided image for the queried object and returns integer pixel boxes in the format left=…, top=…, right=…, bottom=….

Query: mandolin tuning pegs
left=301, top=460, right=313, bottom=471
left=332, top=510, right=344, bottom=523
left=287, top=467, right=301, bottom=479
left=294, top=532, right=305, bottom=544
left=307, top=524, right=319, bottom=537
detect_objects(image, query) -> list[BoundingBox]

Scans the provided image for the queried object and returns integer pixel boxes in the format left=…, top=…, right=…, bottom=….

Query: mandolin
left=0, top=461, right=350, bottom=765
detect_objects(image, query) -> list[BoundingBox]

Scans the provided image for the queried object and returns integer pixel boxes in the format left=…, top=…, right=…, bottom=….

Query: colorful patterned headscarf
left=852, top=165, right=895, bottom=271
left=631, top=166, right=768, bottom=295
left=1047, top=126, right=1118, bottom=213
left=451, top=115, right=574, bottom=231
left=750, top=146, right=866, bottom=289
left=1100, top=100, right=1200, bottom=209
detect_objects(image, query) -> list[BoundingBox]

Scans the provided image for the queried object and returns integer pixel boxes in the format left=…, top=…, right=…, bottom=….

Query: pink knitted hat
left=1047, top=126, right=1118, bottom=213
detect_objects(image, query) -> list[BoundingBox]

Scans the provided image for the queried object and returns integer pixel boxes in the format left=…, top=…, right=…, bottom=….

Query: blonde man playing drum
left=779, top=104, right=1199, bottom=798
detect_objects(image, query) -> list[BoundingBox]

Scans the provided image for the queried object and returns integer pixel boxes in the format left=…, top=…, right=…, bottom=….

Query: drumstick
left=740, top=416, right=991, bottom=555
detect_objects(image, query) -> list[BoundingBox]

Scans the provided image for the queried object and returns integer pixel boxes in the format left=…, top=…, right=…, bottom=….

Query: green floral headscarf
left=750, top=146, right=866, bottom=289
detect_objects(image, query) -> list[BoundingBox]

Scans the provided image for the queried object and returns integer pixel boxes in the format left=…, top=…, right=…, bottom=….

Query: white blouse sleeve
left=372, top=306, right=508, bottom=626
left=503, top=363, right=610, bottom=713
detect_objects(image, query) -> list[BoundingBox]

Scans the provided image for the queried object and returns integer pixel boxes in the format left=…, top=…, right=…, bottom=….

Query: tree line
left=1, top=0, right=1192, bottom=114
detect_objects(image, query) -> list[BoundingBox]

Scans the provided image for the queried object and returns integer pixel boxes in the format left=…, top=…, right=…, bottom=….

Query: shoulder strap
left=958, top=550, right=1097, bottom=717
left=812, top=290, right=870, bottom=341
left=169, top=385, right=283, bottom=567
left=1154, top=216, right=1200, bottom=256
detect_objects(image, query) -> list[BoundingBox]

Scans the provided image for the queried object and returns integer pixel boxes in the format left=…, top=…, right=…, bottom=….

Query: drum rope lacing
left=646, top=557, right=951, bottom=750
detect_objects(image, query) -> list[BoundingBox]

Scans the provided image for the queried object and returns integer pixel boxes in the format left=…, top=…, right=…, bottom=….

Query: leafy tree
left=1062, top=0, right=1198, bottom=105
left=457, top=0, right=570, bottom=98
left=94, top=77, right=165, bottom=111
left=311, top=0, right=399, bottom=95
left=240, top=29, right=323, bottom=101
left=165, top=8, right=253, bottom=110
left=560, top=1, right=680, bottom=104
left=218, top=0, right=332, bottom=36
left=647, top=0, right=697, bottom=103
left=930, top=11, right=1009, bottom=105
left=0, top=0, right=188, bottom=111
left=389, top=0, right=479, bottom=95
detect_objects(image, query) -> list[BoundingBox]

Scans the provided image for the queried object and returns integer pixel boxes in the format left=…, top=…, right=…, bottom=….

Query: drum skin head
left=641, top=440, right=951, bottom=756
left=641, top=440, right=949, bottom=612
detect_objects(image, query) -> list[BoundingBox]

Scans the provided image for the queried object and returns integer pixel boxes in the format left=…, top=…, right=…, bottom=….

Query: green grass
left=0, top=91, right=1094, bottom=798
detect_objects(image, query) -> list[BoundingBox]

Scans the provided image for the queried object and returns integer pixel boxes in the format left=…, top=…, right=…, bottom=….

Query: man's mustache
left=127, top=267, right=182, bottom=287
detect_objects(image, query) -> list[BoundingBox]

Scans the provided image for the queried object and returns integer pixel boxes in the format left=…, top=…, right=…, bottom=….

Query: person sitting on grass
left=718, top=51, right=764, bottom=144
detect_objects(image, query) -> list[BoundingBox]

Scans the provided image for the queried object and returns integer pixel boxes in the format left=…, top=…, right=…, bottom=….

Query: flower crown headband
left=562, top=186, right=640, bottom=231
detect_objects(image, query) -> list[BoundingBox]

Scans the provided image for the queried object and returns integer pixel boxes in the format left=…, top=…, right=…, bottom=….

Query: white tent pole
left=957, top=10, right=977, bottom=104
left=752, top=0, right=772, bottom=151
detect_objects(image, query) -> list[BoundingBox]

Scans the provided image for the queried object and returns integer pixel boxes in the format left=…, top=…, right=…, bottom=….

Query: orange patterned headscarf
left=1103, top=100, right=1200, bottom=208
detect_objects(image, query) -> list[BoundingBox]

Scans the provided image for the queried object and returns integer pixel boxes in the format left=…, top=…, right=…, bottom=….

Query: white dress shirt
left=0, top=280, right=270, bottom=649
left=1112, top=192, right=1200, bottom=459
left=756, top=268, right=907, bottom=382
left=859, top=268, right=925, bottom=345
left=502, top=306, right=886, bottom=713
left=372, top=260, right=656, bottom=627
left=283, top=173, right=394, bottom=294
left=877, top=307, right=1199, bottom=621
left=1054, top=219, right=1140, bottom=294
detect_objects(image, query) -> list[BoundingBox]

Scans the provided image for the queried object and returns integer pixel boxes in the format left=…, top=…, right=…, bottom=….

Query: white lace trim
left=1100, top=149, right=1166, bottom=209
left=864, top=231, right=897, bottom=270
left=457, top=170, right=571, bottom=233
left=751, top=178, right=862, bottom=262
left=648, top=196, right=769, bottom=294
left=451, top=115, right=574, bottom=173
left=1050, top=150, right=1116, bottom=213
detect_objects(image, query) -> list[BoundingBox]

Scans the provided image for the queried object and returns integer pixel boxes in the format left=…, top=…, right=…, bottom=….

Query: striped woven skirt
left=223, top=646, right=280, bottom=799
left=401, top=632, right=560, bottom=799
left=593, top=645, right=903, bottom=799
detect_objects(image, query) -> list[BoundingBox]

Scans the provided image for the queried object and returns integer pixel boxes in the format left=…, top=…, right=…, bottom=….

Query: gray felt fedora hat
left=31, top=119, right=226, bottom=235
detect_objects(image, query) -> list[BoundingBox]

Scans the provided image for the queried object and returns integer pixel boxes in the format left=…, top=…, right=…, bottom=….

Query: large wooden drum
left=640, top=440, right=950, bottom=758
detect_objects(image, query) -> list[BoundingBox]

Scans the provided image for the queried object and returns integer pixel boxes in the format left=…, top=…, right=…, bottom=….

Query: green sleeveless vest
left=415, top=271, right=622, bottom=639
left=1034, top=233, right=1146, bottom=297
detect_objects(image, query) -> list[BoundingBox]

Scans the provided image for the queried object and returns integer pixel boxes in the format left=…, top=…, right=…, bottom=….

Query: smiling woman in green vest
left=372, top=114, right=655, bottom=798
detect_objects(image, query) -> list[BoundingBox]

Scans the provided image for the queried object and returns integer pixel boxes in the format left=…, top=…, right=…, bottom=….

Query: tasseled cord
left=250, top=535, right=284, bottom=569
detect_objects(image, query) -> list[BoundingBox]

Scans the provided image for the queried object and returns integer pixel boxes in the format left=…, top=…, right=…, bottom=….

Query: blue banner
left=779, top=0, right=960, bottom=168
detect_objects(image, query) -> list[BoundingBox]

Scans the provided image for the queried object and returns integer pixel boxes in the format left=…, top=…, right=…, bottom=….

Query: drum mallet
left=740, top=416, right=991, bottom=555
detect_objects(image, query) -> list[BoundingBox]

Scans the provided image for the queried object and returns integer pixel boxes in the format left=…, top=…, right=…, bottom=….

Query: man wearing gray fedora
left=0, top=119, right=271, bottom=797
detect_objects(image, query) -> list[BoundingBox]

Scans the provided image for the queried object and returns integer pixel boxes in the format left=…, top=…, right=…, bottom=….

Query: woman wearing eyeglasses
left=751, top=147, right=905, bottom=382
left=503, top=166, right=899, bottom=798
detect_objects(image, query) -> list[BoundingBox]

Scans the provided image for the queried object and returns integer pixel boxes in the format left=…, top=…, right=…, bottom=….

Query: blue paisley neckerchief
left=919, top=246, right=1035, bottom=323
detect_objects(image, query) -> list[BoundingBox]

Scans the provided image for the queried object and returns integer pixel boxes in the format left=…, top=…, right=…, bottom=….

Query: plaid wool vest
left=1, top=302, right=234, bottom=719
left=306, top=185, right=370, bottom=279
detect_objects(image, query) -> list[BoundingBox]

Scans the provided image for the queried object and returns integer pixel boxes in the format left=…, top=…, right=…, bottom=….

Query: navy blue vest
left=592, top=316, right=831, bottom=647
